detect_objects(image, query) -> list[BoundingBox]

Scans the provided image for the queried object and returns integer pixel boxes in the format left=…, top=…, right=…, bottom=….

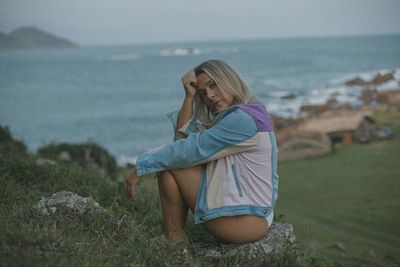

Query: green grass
left=0, top=152, right=300, bottom=266
left=1, top=114, right=400, bottom=266
left=276, top=140, right=400, bottom=266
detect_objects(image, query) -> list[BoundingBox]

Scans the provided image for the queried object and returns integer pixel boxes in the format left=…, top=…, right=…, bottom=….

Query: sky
left=1, top=0, right=400, bottom=46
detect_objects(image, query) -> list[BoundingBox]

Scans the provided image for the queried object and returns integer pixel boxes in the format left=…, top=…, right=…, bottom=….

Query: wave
left=159, top=47, right=239, bottom=57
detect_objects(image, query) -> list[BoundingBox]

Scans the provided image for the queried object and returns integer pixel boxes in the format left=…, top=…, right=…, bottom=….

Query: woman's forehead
left=197, top=73, right=214, bottom=89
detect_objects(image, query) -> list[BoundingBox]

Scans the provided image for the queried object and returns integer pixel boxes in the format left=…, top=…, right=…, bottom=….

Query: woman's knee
left=157, top=171, right=177, bottom=194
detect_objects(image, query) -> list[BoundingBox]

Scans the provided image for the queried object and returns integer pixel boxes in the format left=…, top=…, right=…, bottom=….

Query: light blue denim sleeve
left=167, top=110, right=199, bottom=141
left=135, top=109, right=258, bottom=176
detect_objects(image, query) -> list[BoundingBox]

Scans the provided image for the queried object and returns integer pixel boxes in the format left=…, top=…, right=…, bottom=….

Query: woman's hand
left=125, top=168, right=141, bottom=199
left=181, top=70, right=197, bottom=98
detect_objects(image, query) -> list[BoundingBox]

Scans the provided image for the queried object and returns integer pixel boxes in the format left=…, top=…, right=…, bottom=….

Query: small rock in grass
left=37, top=191, right=104, bottom=215
left=333, top=242, right=347, bottom=252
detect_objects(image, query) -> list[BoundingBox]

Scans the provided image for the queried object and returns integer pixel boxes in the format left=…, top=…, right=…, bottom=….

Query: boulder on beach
left=370, top=71, right=395, bottom=86
left=193, top=222, right=297, bottom=264
left=344, top=70, right=396, bottom=87
left=345, top=77, right=367, bottom=86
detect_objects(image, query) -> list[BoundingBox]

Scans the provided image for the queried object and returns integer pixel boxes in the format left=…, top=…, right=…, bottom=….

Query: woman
left=126, top=59, right=278, bottom=244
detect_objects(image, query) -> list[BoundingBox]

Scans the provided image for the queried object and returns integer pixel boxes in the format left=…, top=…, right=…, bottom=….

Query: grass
left=1, top=110, right=400, bottom=266
left=276, top=139, right=400, bottom=266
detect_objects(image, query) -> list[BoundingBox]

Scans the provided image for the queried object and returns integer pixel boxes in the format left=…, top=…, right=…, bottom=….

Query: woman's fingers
left=181, top=70, right=197, bottom=97
left=125, top=168, right=141, bottom=199
left=125, top=179, right=132, bottom=198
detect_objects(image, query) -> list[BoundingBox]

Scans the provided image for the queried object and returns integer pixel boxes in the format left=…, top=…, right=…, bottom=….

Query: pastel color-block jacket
left=135, top=102, right=279, bottom=224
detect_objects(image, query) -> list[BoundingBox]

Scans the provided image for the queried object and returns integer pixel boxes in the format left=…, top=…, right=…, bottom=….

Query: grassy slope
left=1, top=111, right=400, bottom=266
left=275, top=139, right=400, bottom=266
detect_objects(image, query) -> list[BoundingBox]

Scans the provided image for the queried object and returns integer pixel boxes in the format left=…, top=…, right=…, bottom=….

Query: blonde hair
left=193, top=59, right=255, bottom=126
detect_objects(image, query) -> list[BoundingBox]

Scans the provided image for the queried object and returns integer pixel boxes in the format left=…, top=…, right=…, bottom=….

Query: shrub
left=37, top=142, right=118, bottom=178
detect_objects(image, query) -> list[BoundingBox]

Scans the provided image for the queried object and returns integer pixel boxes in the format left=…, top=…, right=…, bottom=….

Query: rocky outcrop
left=193, top=222, right=296, bottom=264
left=37, top=191, right=104, bottom=215
left=37, top=142, right=118, bottom=177
left=0, top=26, right=78, bottom=52
left=345, top=70, right=396, bottom=87
left=277, top=129, right=332, bottom=162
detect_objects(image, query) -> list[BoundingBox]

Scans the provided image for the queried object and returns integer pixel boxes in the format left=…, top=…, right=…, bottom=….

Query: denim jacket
left=135, top=102, right=279, bottom=224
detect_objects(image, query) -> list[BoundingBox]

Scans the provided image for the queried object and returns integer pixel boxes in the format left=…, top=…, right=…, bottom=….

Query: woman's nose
left=206, top=89, right=215, bottom=99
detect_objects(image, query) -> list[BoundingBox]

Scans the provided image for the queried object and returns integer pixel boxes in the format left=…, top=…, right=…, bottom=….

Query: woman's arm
left=175, top=70, right=197, bottom=139
left=135, top=108, right=260, bottom=176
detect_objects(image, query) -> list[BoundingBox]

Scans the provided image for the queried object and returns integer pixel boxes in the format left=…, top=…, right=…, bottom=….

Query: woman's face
left=196, top=72, right=235, bottom=112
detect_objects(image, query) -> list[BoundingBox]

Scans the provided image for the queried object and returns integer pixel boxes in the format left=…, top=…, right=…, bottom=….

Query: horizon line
left=81, top=31, right=400, bottom=48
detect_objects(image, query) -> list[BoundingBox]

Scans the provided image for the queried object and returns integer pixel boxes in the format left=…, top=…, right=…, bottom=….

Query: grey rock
left=333, top=242, right=346, bottom=252
left=365, top=249, right=376, bottom=258
left=193, top=222, right=297, bottom=264
left=58, top=151, right=71, bottom=161
left=36, top=158, right=57, bottom=166
left=37, top=191, right=104, bottom=215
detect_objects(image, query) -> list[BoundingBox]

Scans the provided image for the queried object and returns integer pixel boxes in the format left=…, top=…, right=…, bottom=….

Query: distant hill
left=0, top=26, right=79, bottom=52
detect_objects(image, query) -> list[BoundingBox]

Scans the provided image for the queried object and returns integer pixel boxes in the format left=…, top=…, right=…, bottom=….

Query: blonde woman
left=126, top=59, right=278, bottom=244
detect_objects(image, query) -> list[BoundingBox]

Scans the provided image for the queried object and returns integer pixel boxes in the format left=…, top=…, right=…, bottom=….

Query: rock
left=360, top=87, right=377, bottom=105
left=364, top=249, right=376, bottom=258
left=280, top=93, right=296, bottom=100
left=333, top=242, right=346, bottom=252
left=37, top=191, right=104, bottom=215
left=36, top=158, right=57, bottom=166
left=345, top=77, right=367, bottom=86
left=193, top=222, right=296, bottom=264
left=270, top=115, right=295, bottom=131
left=370, top=71, right=395, bottom=86
left=300, top=98, right=339, bottom=117
left=277, top=129, right=332, bottom=162
left=345, top=71, right=395, bottom=87
left=58, top=151, right=71, bottom=161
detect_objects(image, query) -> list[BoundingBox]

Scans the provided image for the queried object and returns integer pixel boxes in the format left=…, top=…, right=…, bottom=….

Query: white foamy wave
left=266, top=97, right=307, bottom=119
left=268, top=90, right=293, bottom=98
left=262, top=79, right=285, bottom=88
left=376, top=80, right=400, bottom=92
left=393, top=68, right=400, bottom=80
left=160, top=48, right=202, bottom=57
left=159, top=47, right=239, bottom=57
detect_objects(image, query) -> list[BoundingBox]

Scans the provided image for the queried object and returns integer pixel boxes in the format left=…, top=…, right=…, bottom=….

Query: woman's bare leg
left=157, top=171, right=189, bottom=243
left=159, top=165, right=268, bottom=244
left=202, top=215, right=268, bottom=243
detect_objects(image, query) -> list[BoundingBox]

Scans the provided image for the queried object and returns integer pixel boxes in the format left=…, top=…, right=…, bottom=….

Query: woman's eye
left=210, top=82, right=217, bottom=89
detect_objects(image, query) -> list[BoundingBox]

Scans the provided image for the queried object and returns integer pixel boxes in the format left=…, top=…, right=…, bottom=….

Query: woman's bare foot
left=161, top=231, right=189, bottom=245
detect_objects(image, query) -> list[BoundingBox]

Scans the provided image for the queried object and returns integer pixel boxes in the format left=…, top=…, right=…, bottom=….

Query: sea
left=1, top=34, right=400, bottom=165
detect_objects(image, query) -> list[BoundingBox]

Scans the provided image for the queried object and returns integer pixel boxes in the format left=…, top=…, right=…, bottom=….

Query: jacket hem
left=194, top=205, right=273, bottom=224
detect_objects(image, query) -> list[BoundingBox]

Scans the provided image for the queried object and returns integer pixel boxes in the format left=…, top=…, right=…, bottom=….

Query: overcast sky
left=1, top=0, right=400, bottom=46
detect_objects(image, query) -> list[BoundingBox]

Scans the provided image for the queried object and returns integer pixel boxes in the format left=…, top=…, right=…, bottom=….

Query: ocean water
left=1, top=34, right=400, bottom=164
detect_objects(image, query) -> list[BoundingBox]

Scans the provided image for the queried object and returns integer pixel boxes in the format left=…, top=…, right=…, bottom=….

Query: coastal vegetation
left=1, top=109, right=399, bottom=266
